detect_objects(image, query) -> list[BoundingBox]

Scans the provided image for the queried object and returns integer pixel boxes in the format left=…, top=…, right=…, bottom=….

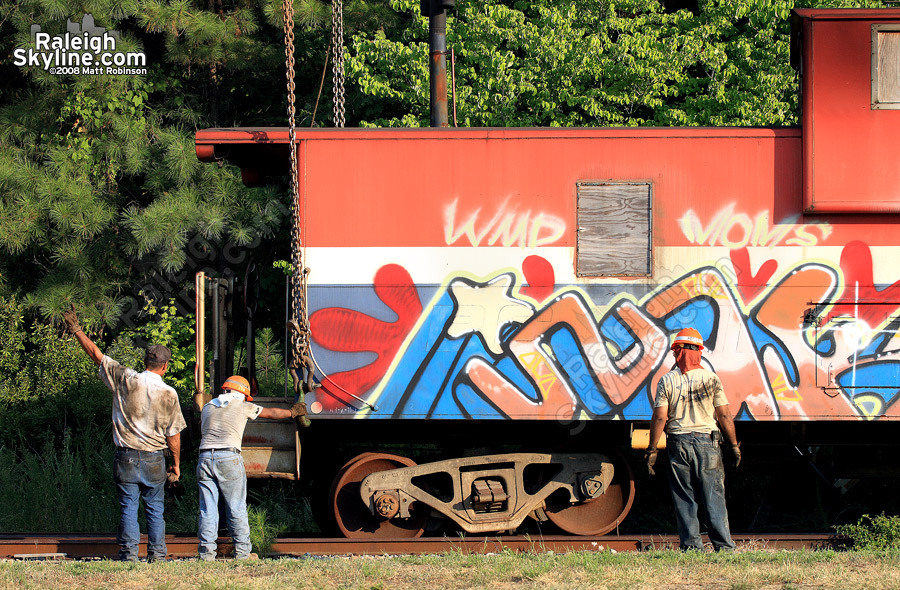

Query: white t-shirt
left=99, top=355, right=187, bottom=451
left=199, top=393, right=263, bottom=450
left=654, top=366, right=729, bottom=435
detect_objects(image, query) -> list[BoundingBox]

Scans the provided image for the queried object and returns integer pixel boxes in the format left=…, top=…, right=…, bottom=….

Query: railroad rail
left=0, top=533, right=845, bottom=559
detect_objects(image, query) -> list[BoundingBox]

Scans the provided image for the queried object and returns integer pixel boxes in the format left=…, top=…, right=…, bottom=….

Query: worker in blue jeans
left=64, top=307, right=186, bottom=562
left=645, top=328, right=742, bottom=551
left=197, top=375, right=306, bottom=560
left=114, top=448, right=168, bottom=559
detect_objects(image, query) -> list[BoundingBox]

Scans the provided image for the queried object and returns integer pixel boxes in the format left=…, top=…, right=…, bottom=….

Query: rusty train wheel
left=327, top=452, right=385, bottom=533
left=544, top=450, right=635, bottom=536
left=329, top=452, right=429, bottom=538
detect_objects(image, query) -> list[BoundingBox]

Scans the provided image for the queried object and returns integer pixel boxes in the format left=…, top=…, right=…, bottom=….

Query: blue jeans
left=113, top=448, right=167, bottom=561
left=197, top=449, right=252, bottom=560
left=667, top=432, right=735, bottom=551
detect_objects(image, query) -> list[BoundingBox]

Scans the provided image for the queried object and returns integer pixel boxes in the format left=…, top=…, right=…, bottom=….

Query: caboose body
left=195, top=9, right=900, bottom=537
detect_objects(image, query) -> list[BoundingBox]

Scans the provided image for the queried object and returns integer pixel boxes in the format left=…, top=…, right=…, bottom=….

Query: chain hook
left=283, top=0, right=316, bottom=422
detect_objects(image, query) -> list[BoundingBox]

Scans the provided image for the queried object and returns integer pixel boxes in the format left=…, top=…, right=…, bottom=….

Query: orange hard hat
left=672, top=327, right=704, bottom=350
left=222, top=375, right=252, bottom=400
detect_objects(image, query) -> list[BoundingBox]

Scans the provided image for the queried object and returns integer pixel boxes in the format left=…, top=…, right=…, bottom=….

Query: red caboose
left=195, top=9, right=900, bottom=537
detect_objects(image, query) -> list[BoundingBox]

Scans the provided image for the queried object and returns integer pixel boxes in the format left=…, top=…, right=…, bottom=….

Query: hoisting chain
left=283, top=0, right=317, bottom=402
left=331, top=0, right=345, bottom=127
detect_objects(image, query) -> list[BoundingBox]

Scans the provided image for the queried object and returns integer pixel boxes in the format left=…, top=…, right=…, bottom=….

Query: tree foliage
left=0, top=295, right=112, bottom=444
left=346, top=0, right=887, bottom=128
left=0, top=0, right=416, bottom=329
left=0, top=0, right=305, bottom=329
left=122, top=294, right=197, bottom=399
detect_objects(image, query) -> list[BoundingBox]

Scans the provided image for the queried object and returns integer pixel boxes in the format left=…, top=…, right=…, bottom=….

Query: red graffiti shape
left=730, top=248, right=777, bottom=304
left=310, top=264, right=422, bottom=409
left=826, top=240, right=900, bottom=327
left=520, top=255, right=555, bottom=303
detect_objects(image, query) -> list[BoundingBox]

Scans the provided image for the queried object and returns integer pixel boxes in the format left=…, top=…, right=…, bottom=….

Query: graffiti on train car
left=678, top=204, right=833, bottom=248
left=444, top=198, right=567, bottom=247
left=309, top=241, right=900, bottom=421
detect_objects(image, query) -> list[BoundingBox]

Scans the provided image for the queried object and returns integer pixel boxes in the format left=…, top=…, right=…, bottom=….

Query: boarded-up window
left=872, top=25, right=900, bottom=109
left=576, top=181, right=651, bottom=277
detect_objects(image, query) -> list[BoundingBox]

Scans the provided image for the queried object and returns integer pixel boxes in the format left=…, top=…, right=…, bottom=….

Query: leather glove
left=290, top=401, right=307, bottom=418
left=291, top=401, right=311, bottom=428
left=645, top=448, right=658, bottom=476
left=62, top=305, right=82, bottom=334
left=165, top=470, right=184, bottom=497
left=730, top=443, right=741, bottom=468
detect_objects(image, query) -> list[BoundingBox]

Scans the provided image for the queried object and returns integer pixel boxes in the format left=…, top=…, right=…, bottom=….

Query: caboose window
left=872, top=25, right=900, bottom=109
left=575, top=181, right=652, bottom=277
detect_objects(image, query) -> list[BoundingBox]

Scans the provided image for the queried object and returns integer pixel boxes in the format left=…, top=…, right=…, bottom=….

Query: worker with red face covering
left=197, top=375, right=307, bottom=560
left=645, top=328, right=741, bottom=551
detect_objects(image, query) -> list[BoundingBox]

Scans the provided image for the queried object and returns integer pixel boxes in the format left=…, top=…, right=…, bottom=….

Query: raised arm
left=63, top=307, right=103, bottom=365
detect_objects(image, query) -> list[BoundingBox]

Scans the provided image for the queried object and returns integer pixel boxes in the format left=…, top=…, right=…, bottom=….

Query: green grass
left=1, top=550, right=900, bottom=590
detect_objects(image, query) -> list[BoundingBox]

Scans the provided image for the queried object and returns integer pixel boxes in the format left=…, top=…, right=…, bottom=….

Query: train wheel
left=329, top=452, right=430, bottom=538
left=544, top=450, right=635, bottom=536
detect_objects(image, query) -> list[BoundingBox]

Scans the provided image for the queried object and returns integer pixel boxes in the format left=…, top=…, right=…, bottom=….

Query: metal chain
left=284, top=0, right=316, bottom=399
left=331, top=0, right=345, bottom=127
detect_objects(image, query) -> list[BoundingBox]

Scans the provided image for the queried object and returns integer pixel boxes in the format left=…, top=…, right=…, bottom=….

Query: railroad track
left=0, top=533, right=844, bottom=559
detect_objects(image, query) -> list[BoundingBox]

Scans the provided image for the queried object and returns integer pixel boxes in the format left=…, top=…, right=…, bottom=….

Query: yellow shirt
left=654, top=366, right=728, bottom=435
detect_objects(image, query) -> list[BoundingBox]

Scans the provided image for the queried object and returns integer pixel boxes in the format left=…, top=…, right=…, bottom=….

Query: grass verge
left=1, top=549, right=900, bottom=590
